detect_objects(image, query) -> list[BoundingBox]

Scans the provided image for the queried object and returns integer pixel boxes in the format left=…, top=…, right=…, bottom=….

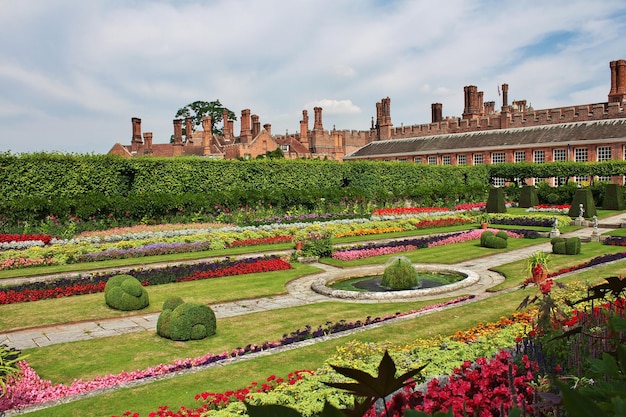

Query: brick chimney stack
left=131, top=117, right=142, bottom=152
left=431, top=103, right=442, bottom=123
left=185, top=117, right=194, bottom=144
left=173, top=119, right=183, bottom=145
left=222, top=109, right=231, bottom=139
left=251, top=114, right=260, bottom=138
left=240, top=109, right=252, bottom=143
left=609, top=59, right=626, bottom=103
left=313, top=107, right=323, bottom=130
left=202, top=115, right=212, bottom=155
left=143, top=132, right=153, bottom=154
left=501, top=83, right=509, bottom=108
left=263, top=123, right=271, bottom=135
left=300, top=110, right=309, bottom=148
left=376, top=97, right=392, bottom=140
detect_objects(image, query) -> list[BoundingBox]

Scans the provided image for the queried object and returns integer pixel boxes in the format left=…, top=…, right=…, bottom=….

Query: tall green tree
left=175, top=100, right=237, bottom=136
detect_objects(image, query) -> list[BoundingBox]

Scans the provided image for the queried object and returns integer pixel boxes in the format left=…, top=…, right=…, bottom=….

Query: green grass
left=24, top=298, right=457, bottom=384
left=23, top=266, right=617, bottom=417
left=323, top=236, right=551, bottom=267
left=489, top=242, right=626, bottom=291
left=0, top=264, right=321, bottom=332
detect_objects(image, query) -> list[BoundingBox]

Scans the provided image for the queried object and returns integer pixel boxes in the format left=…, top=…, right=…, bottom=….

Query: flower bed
left=526, top=204, right=571, bottom=214
left=247, top=213, right=366, bottom=226
left=0, top=233, right=54, bottom=249
left=372, top=207, right=450, bottom=216
left=604, top=236, right=626, bottom=246
left=332, top=229, right=523, bottom=261
left=0, top=296, right=475, bottom=412
left=227, top=235, right=292, bottom=247
left=0, top=256, right=291, bottom=305
left=489, top=214, right=570, bottom=228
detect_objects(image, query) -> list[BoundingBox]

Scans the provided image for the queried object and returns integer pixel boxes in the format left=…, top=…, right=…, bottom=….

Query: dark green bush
left=495, top=231, right=509, bottom=240
left=551, top=237, right=580, bottom=255
left=565, top=237, right=581, bottom=255
left=481, top=231, right=507, bottom=248
left=157, top=298, right=216, bottom=341
left=602, top=183, right=625, bottom=210
left=480, top=231, right=494, bottom=247
left=381, top=258, right=418, bottom=290
left=518, top=185, right=539, bottom=208
left=568, top=188, right=597, bottom=218
left=104, top=274, right=149, bottom=311
left=485, top=188, right=507, bottom=213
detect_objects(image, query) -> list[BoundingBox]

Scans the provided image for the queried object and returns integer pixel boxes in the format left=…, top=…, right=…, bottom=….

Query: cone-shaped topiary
left=602, top=183, right=625, bottom=210
left=485, top=188, right=507, bottom=213
left=381, top=257, right=418, bottom=290
left=519, top=185, right=539, bottom=208
left=567, top=188, right=597, bottom=218
left=104, top=274, right=149, bottom=311
left=157, top=297, right=216, bottom=341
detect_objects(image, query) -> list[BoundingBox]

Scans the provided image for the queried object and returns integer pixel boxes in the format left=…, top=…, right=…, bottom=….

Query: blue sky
left=0, top=0, right=625, bottom=154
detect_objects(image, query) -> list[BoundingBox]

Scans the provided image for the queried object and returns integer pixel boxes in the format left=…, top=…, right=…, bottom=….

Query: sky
left=0, top=0, right=625, bottom=155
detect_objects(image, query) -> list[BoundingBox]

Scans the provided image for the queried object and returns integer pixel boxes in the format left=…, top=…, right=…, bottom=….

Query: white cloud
left=0, top=0, right=625, bottom=153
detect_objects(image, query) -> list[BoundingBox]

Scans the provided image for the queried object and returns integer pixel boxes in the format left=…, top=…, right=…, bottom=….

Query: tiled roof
left=344, top=118, right=626, bottom=159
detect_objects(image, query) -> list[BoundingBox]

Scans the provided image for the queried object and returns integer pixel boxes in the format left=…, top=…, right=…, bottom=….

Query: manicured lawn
left=23, top=267, right=614, bottom=417
left=0, top=263, right=321, bottom=332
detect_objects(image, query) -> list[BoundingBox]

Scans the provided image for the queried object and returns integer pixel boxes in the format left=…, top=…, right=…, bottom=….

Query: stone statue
left=578, top=203, right=584, bottom=220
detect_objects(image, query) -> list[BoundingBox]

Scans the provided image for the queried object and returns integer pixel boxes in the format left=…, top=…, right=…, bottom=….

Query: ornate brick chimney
left=251, top=114, right=260, bottom=138
left=263, top=123, right=271, bottom=135
left=313, top=107, right=323, bottom=130
left=202, top=115, right=212, bottom=155
left=462, top=86, right=482, bottom=119
left=609, top=59, right=626, bottom=103
left=300, top=110, right=309, bottom=148
left=240, top=109, right=252, bottom=143
left=131, top=117, right=142, bottom=152
left=143, top=132, right=153, bottom=154
left=376, top=97, right=392, bottom=140
left=185, top=117, right=194, bottom=144
left=173, top=119, right=183, bottom=145
left=431, top=103, right=442, bottom=123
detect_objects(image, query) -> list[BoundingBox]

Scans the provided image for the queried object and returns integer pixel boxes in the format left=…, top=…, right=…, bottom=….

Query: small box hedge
left=104, top=274, right=149, bottom=311
left=551, top=237, right=581, bottom=255
left=480, top=230, right=507, bottom=249
left=157, top=297, right=216, bottom=341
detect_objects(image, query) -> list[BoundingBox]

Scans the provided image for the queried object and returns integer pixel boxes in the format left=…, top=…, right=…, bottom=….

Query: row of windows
left=409, top=146, right=614, bottom=165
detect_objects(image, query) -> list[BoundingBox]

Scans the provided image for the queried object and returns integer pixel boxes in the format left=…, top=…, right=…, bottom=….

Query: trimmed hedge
left=485, top=188, right=507, bottom=213
left=157, top=297, right=216, bottom=341
left=568, top=188, right=597, bottom=218
left=519, top=185, right=539, bottom=208
left=603, top=183, right=625, bottom=210
left=480, top=231, right=508, bottom=249
left=551, top=237, right=581, bottom=255
left=104, top=274, right=149, bottom=311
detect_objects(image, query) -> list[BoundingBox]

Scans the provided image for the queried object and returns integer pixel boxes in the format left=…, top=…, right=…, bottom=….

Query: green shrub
left=104, top=274, right=149, bottom=311
left=495, top=231, right=509, bottom=240
left=157, top=298, right=216, bottom=341
left=480, top=231, right=507, bottom=249
left=518, top=185, right=539, bottom=208
left=602, top=183, right=625, bottom=210
left=568, top=188, right=597, bottom=218
left=485, top=188, right=507, bottom=213
left=551, top=237, right=580, bottom=255
left=381, top=257, right=418, bottom=290
left=565, top=237, right=581, bottom=255
left=480, top=231, right=494, bottom=247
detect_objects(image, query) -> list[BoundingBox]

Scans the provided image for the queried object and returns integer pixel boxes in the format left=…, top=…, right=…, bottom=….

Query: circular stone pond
left=311, top=264, right=480, bottom=301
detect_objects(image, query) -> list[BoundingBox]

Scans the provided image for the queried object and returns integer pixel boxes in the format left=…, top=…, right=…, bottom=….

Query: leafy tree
left=174, top=100, right=237, bottom=136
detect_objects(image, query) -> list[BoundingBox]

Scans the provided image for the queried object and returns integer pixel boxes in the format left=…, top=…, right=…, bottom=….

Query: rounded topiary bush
left=381, top=257, right=418, bottom=290
left=104, top=274, right=149, bottom=311
left=157, top=297, right=216, bottom=341
left=480, top=231, right=507, bottom=249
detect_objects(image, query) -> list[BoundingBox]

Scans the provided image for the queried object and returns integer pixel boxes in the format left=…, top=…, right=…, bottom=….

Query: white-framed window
left=383, top=159, right=392, bottom=162
left=281, top=144, right=289, bottom=152
left=491, top=152, right=506, bottom=164
left=597, top=146, right=611, bottom=161
left=473, top=154, right=483, bottom=165
left=493, top=178, right=506, bottom=187
left=457, top=154, right=467, bottom=165
left=534, top=178, right=546, bottom=185
left=574, top=147, right=588, bottom=162
left=398, top=158, right=407, bottom=162
left=553, top=149, right=567, bottom=162
left=428, top=156, right=437, bottom=165
left=514, top=151, right=526, bottom=163
left=442, top=155, right=451, bottom=165
left=414, top=156, right=422, bottom=164
left=533, top=150, right=545, bottom=163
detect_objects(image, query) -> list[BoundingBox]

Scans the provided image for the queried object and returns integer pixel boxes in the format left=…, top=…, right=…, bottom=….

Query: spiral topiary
left=381, top=256, right=418, bottom=290
left=157, top=296, right=216, bottom=341
left=104, top=274, right=149, bottom=311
